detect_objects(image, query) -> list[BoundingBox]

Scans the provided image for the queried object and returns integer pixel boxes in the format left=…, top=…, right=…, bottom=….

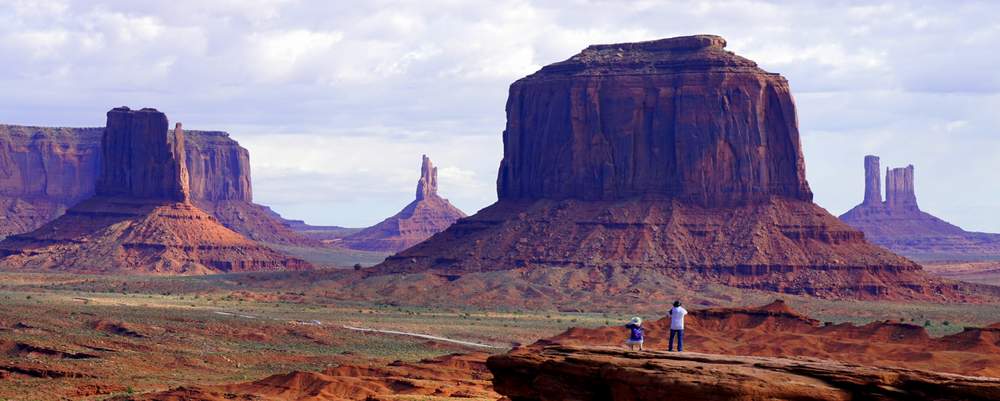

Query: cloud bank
left=1, top=0, right=997, bottom=230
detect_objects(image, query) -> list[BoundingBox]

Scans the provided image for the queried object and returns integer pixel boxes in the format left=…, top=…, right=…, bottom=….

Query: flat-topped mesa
left=885, top=165, right=918, bottom=211
left=183, top=129, right=253, bottom=203
left=536, top=34, right=759, bottom=77
left=498, top=34, right=811, bottom=207
left=415, top=154, right=438, bottom=201
left=862, top=155, right=883, bottom=206
left=96, top=107, right=189, bottom=202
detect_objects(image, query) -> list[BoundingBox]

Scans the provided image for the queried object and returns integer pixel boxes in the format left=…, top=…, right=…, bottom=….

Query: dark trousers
left=669, top=329, right=683, bottom=351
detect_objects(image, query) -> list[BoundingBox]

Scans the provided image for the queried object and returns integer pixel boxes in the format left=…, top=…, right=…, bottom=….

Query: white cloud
left=0, top=0, right=997, bottom=231
left=248, top=29, right=343, bottom=83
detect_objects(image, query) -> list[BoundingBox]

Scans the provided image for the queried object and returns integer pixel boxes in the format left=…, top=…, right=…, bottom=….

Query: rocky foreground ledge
left=487, top=345, right=1000, bottom=401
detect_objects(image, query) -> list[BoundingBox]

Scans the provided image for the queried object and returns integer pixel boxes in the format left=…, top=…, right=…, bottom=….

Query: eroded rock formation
left=488, top=346, right=1000, bottom=401
left=840, top=155, right=1000, bottom=261
left=497, top=35, right=812, bottom=206
left=371, top=35, right=952, bottom=300
left=340, top=155, right=466, bottom=252
left=0, top=107, right=310, bottom=274
left=0, top=122, right=309, bottom=245
left=96, top=108, right=190, bottom=201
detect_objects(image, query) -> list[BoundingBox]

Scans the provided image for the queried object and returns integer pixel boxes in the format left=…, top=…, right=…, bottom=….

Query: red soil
left=141, top=353, right=497, bottom=401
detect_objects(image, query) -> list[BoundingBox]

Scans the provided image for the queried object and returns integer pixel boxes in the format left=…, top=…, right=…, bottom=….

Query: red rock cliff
left=497, top=35, right=812, bottom=206
left=183, top=129, right=252, bottom=202
left=0, top=126, right=101, bottom=236
left=96, top=107, right=189, bottom=201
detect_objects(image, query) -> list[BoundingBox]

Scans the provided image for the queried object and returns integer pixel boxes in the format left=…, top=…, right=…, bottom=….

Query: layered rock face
left=0, top=126, right=101, bottom=237
left=373, top=35, right=946, bottom=299
left=0, top=123, right=308, bottom=244
left=497, top=35, right=812, bottom=206
left=0, top=107, right=310, bottom=274
left=96, top=109, right=190, bottom=201
left=488, top=346, right=1000, bottom=401
left=341, top=155, right=466, bottom=252
left=840, top=155, right=1000, bottom=261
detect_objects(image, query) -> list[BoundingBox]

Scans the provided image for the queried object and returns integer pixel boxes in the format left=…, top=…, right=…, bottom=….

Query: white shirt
left=669, top=306, right=688, bottom=330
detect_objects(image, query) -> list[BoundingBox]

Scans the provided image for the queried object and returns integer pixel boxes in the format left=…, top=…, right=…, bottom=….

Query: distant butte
left=366, top=35, right=969, bottom=300
left=0, top=107, right=311, bottom=274
left=840, top=155, right=1000, bottom=261
left=0, top=122, right=311, bottom=245
left=341, top=155, right=466, bottom=252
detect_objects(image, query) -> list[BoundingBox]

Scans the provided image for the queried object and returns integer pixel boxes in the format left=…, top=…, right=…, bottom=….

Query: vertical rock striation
left=0, top=126, right=101, bottom=236
left=370, top=35, right=957, bottom=300
left=841, top=156, right=1000, bottom=261
left=341, top=155, right=466, bottom=252
left=96, top=108, right=189, bottom=201
left=0, top=107, right=311, bottom=274
left=885, top=165, right=918, bottom=211
left=496, top=35, right=812, bottom=206
left=862, top=155, right=882, bottom=206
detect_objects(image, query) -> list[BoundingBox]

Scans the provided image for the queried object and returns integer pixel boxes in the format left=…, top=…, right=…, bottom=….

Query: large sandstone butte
left=840, top=155, right=1000, bottom=262
left=0, top=107, right=310, bottom=274
left=341, top=155, right=466, bottom=252
left=0, top=123, right=309, bottom=245
left=372, top=35, right=952, bottom=300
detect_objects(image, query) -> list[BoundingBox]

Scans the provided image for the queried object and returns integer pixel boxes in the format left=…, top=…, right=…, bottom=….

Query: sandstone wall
left=96, top=107, right=188, bottom=201
left=497, top=35, right=812, bottom=207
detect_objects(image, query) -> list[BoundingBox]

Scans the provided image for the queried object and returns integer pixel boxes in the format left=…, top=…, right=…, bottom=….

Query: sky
left=1, top=0, right=998, bottom=231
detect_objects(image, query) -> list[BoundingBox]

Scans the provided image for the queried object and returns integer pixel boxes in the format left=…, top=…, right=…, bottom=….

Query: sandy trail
left=342, top=325, right=507, bottom=349
left=210, top=308, right=506, bottom=349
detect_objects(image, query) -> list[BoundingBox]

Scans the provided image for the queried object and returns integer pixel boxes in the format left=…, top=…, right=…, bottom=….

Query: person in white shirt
left=668, top=300, right=687, bottom=352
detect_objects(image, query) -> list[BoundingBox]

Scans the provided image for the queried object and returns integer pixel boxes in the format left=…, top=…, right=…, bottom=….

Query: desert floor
left=2, top=271, right=999, bottom=400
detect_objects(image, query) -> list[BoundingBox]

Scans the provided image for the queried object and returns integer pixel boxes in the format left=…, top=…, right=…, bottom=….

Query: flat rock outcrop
left=542, top=300, right=1000, bottom=378
left=0, top=107, right=310, bottom=274
left=0, top=123, right=309, bottom=245
left=488, top=345, right=1000, bottom=401
left=840, top=155, right=1000, bottom=261
left=371, top=35, right=955, bottom=300
left=341, top=155, right=466, bottom=252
